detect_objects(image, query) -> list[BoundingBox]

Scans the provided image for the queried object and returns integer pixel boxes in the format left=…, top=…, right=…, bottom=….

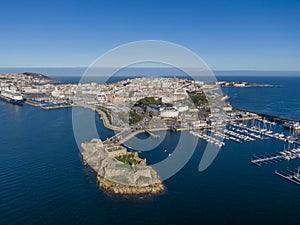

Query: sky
left=0, top=0, right=300, bottom=70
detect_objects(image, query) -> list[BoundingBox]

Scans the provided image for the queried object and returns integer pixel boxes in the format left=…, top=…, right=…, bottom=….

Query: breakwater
left=234, top=107, right=300, bottom=124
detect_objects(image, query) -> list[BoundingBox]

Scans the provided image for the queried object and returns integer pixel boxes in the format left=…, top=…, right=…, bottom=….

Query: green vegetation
left=128, top=97, right=162, bottom=125
left=115, top=163, right=139, bottom=171
left=188, top=93, right=208, bottom=107
left=138, top=97, right=162, bottom=105
left=115, top=154, right=140, bottom=166
left=129, top=108, right=144, bottom=125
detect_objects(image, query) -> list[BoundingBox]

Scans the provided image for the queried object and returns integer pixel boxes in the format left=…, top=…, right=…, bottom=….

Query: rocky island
left=218, top=81, right=271, bottom=88
left=1, top=72, right=279, bottom=196
left=81, top=138, right=165, bottom=195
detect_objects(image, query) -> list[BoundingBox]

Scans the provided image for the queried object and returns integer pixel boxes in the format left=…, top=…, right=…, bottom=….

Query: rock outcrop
left=81, top=138, right=165, bottom=195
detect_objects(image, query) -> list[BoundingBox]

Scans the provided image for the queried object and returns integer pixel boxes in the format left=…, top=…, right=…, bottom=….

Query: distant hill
left=22, top=72, right=53, bottom=81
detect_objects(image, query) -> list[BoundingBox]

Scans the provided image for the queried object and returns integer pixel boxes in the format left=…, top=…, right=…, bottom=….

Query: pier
left=103, top=128, right=166, bottom=145
left=145, top=129, right=160, bottom=139
left=190, top=131, right=225, bottom=147
left=234, top=107, right=300, bottom=125
left=228, top=121, right=300, bottom=145
left=251, top=148, right=300, bottom=166
left=275, top=167, right=300, bottom=185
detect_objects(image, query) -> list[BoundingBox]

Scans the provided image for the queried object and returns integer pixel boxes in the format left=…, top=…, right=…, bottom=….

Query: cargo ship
left=0, top=90, right=24, bottom=105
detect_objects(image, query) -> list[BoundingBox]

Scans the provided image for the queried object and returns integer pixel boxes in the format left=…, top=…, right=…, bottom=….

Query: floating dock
left=190, top=131, right=225, bottom=147
left=251, top=148, right=300, bottom=166
left=275, top=168, right=300, bottom=185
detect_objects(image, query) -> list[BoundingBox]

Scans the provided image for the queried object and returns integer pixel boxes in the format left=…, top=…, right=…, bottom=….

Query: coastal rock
left=81, top=139, right=165, bottom=195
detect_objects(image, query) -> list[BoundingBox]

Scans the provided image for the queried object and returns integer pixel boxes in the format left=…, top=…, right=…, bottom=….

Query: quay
left=41, top=104, right=72, bottom=110
left=74, top=103, right=124, bottom=132
left=145, top=129, right=160, bottom=139
left=24, top=99, right=73, bottom=110
left=104, top=127, right=169, bottom=145
left=234, top=107, right=300, bottom=125
left=22, top=98, right=300, bottom=148
left=25, top=99, right=42, bottom=107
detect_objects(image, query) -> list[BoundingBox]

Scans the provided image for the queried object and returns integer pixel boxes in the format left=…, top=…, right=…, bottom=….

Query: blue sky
left=0, top=0, right=299, bottom=70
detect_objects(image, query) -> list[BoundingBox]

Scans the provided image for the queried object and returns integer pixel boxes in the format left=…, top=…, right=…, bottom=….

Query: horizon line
left=0, top=66, right=300, bottom=72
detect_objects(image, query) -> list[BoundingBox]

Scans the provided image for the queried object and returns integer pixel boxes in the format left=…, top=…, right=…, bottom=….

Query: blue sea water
left=221, top=76, right=300, bottom=121
left=1, top=70, right=300, bottom=225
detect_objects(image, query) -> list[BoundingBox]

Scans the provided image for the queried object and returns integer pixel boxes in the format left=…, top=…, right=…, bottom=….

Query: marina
left=188, top=112, right=300, bottom=149
left=190, top=130, right=225, bottom=147
left=228, top=118, right=300, bottom=145
left=224, top=128, right=255, bottom=142
left=209, top=129, right=242, bottom=143
left=251, top=147, right=300, bottom=166
left=275, top=167, right=300, bottom=185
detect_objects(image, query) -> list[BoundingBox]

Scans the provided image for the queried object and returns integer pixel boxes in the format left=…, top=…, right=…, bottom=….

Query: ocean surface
left=1, top=70, right=300, bottom=225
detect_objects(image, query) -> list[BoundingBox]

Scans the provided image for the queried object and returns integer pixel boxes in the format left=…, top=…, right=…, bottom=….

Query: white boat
left=283, top=121, right=300, bottom=130
left=0, top=90, right=24, bottom=105
left=293, top=168, right=300, bottom=182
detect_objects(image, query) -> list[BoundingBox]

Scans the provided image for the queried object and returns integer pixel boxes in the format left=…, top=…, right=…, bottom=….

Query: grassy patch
left=115, top=154, right=140, bottom=166
left=188, top=93, right=208, bottom=107
left=138, top=97, right=162, bottom=106
left=129, top=108, right=144, bottom=125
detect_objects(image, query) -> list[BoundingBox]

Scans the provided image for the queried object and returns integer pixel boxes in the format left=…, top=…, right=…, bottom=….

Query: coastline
left=81, top=139, right=165, bottom=195
left=15, top=77, right=300, bottom=197
left=97, top=172, right=165, bottom=195
left=22, top=101, right=167, bottom=195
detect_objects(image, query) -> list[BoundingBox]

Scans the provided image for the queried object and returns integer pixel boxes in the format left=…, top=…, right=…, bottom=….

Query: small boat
left=283, top=121, right=300, bottom=130
left=294, top=167, right=300, bottom=182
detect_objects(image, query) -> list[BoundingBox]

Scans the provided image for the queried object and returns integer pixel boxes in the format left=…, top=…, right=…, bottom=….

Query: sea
left=1, top=68, right=300, bottom=225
